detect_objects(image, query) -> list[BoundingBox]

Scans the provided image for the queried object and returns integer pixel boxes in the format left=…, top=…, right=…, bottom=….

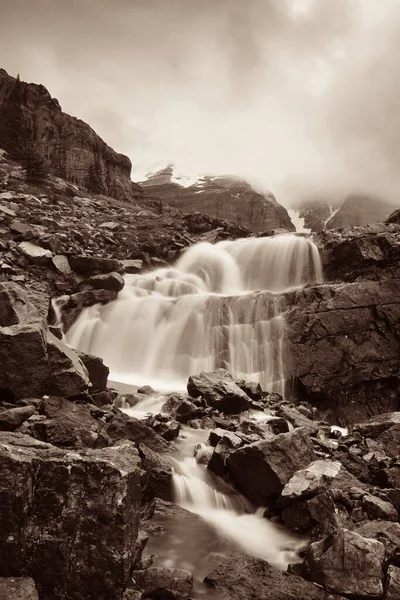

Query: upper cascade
left=139, top=165, right=295, bottom=234
left=66, top=234, right=323, bottom=392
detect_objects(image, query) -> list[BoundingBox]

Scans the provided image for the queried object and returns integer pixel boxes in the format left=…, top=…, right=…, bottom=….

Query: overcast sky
left=1, top=0, right=400, bottom=205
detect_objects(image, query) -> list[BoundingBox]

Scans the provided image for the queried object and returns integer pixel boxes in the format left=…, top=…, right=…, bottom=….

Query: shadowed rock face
left=0, top=69, right=140, bottom=201
left=140, top=166, right=295, bottom=234
left=0, top=433, right=141, bottom=600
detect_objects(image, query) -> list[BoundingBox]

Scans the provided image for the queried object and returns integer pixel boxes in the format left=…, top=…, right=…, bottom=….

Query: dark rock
left=187, top=369, right=251, bottom=413
left=106, top=411, right=169, bottom=453
left=174, top=399, right=204, bottom=424
left=235, top=380, right=265, bottom=401
left=284, top=278, right=400, bottom=424
left=68, top=255, right=123, bottom=276
left=0, top=577, right=38, bottom=599
left=76, top=351, right=109, bottom=392
left=362, top=493, right=398, bottom=521
left=268, top=416, right=290, bottom=434
left=227, top=427, right=316, bottom=504
left=0, top=405, right=36, bottom=431
left=386, top=208, right=400, bottom=224
left=139, top=444, right=173, bottom=502
left=356, top=521, right=400, bottom=564
left=133, top=566, right=193, bottom=599
left=121, top=259, right=143, bottom=274
left=137, top=385, right=155, bottom=395
left=205, top=552, right=345, bottom=600
left=76, top=272, right=125, bottom=293
left=0, top=282, right=89, bottom=399
left=297, top=529, right=385, bottom=598
left=0, top=432, right=141, bottom=600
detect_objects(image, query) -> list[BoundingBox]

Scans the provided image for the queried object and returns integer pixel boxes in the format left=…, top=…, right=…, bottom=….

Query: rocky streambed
left=0, top=281, right=399, bottom=599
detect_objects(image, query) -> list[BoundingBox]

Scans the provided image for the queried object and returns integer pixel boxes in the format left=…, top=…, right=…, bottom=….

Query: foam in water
left=65, top=234, right=322, bottom=391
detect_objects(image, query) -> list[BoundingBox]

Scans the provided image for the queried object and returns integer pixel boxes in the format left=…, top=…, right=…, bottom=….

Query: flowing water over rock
left=66, top=234, right=322, bottom=392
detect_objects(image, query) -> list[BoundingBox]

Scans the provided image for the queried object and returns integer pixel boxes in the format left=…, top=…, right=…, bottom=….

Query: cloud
left=1, top=0, right=400, bottom=205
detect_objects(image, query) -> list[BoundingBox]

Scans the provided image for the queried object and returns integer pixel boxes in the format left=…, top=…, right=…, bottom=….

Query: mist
left=1, top=0, right=400, bottom=206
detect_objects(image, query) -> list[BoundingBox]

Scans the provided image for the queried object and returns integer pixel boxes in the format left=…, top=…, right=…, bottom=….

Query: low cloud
left=1, top=0, right=400, bottom=205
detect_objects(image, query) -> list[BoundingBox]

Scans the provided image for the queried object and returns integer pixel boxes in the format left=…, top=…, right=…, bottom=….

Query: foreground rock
left=133, top=567, right=193, bottom=600
left=0, top=432, right=141, bottom=600
left=0, top=577, right=38, bottom=600
left=296, top=529, right=385, bottom=598
left=205, top=553, right=345, bottom=600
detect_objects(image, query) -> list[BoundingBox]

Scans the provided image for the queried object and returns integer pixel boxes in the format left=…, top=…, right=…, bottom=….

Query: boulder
left=0, top=405, right=36, bottom=431
left=205, top=552, right=345, bottom=600
left=106, top=411, right=169, bottom=453
left=139, top=444, right=173, bottom=502
left=298, top=529, right=385, bottom=598
left=362, top=493, right=398, bottom=522
left=187, top=369, right=251, bottom=413
left=0, top=577, right=38, bottom=600
left=227, top=427, right=316, bottom=504
left=386, top=208, right=400, bottom=224
left=76, top=272, right=125, bottom=293
left=280, top=460, right=343, bottom=501
left=121, top=259, right=143, bottom=274
left=355, top=521, right=400, bottom=563
left=0, top=432, right=141, bottom=600
left=52, top=254, right=72, bottom=275
left=68, top=255, right=123, bottom=275
left=0, top=283, right=89, bottom=399
left=133, top=567, right=193, bottom=600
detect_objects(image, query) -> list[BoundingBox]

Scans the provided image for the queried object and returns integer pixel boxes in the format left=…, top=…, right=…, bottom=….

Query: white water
left=65, top=234, right=322, bottom=392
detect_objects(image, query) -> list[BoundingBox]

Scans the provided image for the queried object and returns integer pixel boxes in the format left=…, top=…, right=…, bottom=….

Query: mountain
left=140, top=165, right=295, bottom=234
left=0, top=69, right=141, bottom=201
left=293, top=194, right=400, bottom=233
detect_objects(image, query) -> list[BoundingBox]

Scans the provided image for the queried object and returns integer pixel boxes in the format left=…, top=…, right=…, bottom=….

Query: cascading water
left=65, top=234, right=322, bottom=392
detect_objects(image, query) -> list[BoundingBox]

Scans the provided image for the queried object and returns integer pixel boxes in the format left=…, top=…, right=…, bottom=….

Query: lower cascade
left=66, top=234, right=322, bottom=393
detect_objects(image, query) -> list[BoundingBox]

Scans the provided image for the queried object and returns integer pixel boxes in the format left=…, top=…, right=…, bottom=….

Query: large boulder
left=68, top=255, right=123, bottom=276
left=283, top=278, right=400, bottom=424
left=133, top=567, right=193, bottom=600
left=0, top=282, right=89, bottom=400
left=226, top=427, right=316, bottom=504
left=298, top=529, right=385, bottom=598
left=187, top=369, right=251, bottom=413
left=205, top=553, right=345, bottom=600
left=0, top=432, right=141, bottom=600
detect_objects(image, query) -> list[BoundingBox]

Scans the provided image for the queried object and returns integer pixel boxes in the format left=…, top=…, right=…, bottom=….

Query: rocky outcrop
left=0, top=281, right=90, bottom=400
left=0, top=432, right=141, bottom=600
left=283, top=278, right=400, bottom=424
left=0, top=69, right=140, bottom=201
left=140, top=166, right=295, bottom=234
left=0, top=577, right=39, bottom=600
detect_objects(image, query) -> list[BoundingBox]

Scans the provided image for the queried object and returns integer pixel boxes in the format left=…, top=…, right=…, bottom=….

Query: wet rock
left=76, top=271, right=125, bottom=293
left=205, top=552, right=345, bottom=600
left=76, top=351, right=109, bottom=392
left=227, top=427, right=316, bottom=504
left=174, top=399, right=204, bottom=424
left=0, top=405, right=36, bottom=431
left=0, top=282, right=89, bottom=399
left=0, top=577, right=38, bottom=599
left=187, top=369, right=251, bottom=413
left=17, top=241, right=53, bottom=265
left=298, top=529, right=385, bottom=598
left=208, top=428, right=243, bottom=449
left=121, top=259, right=143, bottom=274
left=281, top=460, right=343, bottom=501
left=139, top=444, right=173, bottom=502
left=134, top=566, right=193, bottom=600
left=385, top=565, right=400, bottom=600
left=0, top=433, right=141, bottom=600
left=68, top=255, right=123, bottom=275
left=106, top=411, right=169, bottom=453
left=268, top=416, right=290, bottom=434
left=235, top=379, right=265, bottom=401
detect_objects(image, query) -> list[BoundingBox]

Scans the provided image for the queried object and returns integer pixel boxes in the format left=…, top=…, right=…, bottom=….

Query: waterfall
left=66, top=234, right=322, bottom=391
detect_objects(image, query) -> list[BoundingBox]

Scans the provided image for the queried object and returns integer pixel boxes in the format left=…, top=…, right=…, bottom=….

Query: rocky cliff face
left=0, top=69, right=140, bottom=201
left=140, top=166, right=295, bottom=234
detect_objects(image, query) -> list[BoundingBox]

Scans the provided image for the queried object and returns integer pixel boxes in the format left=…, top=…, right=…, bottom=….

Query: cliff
left=0, top=69, right=141, bottom=201
left=140, top=166, right=295, bottom=234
